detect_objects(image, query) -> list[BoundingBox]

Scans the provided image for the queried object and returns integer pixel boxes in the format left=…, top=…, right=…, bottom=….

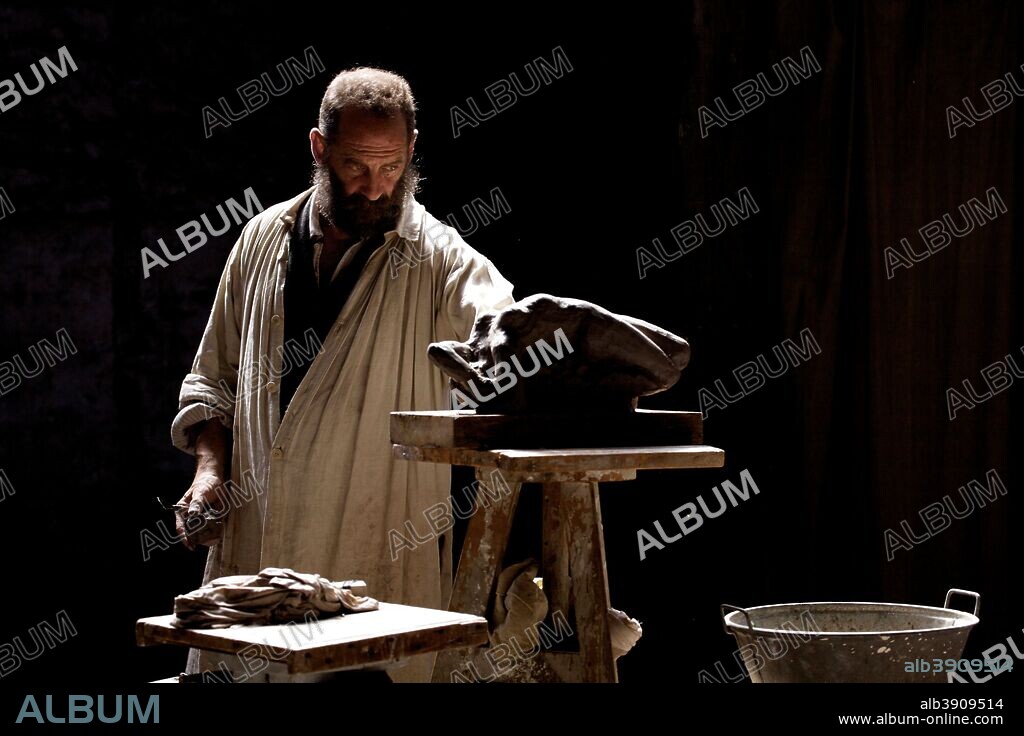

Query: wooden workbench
left=136, top=602, right=489, bottom=683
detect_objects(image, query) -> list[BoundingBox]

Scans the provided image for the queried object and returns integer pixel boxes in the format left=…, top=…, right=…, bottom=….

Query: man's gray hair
left=318, top=67, right=417, bottom=144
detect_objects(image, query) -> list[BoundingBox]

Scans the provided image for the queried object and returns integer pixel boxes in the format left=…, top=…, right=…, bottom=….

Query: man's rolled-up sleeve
left=170, top=236, right=245, bottom=455
left=438, top=246, right=515, bottom=343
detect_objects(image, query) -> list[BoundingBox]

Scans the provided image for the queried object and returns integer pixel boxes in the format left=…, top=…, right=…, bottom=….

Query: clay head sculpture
left=427, top=293, right=690, bottom=414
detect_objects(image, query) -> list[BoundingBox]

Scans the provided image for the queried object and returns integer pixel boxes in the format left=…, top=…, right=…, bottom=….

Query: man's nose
left=361, top=172, right=387, bottom=201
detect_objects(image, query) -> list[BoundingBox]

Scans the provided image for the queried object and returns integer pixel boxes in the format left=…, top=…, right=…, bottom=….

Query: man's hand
left=176, top=472, right=228, bottom=551
left=177, top=416, right=231, bottom=550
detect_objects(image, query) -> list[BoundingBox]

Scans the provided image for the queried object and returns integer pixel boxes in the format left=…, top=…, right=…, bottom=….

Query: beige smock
left=170, top=187, right=515, bottom=681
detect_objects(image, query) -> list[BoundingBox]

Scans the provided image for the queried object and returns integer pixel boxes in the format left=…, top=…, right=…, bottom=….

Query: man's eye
left=383, top=165, right=399, bottom=174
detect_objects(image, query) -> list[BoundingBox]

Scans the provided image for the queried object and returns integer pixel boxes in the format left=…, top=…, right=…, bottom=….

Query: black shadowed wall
left=0, top=1, right=1019, bottom=684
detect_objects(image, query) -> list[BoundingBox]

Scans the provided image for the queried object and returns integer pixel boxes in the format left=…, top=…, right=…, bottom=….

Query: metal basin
left=721, top=589, right=980, bottom=683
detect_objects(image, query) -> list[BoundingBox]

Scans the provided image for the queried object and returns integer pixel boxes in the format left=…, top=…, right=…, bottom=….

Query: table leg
left=431, top=467, right=521, bottom=682
left=563, top=482, right=617, bottom=683
left=541, top=482, right=570, bottom=620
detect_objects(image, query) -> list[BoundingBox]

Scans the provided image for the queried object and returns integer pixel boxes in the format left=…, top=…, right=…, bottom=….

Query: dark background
left=0, top=0, right=1020, bottom=688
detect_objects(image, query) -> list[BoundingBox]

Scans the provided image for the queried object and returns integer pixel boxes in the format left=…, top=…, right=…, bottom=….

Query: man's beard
left=312, top=156, right=420, bottom=241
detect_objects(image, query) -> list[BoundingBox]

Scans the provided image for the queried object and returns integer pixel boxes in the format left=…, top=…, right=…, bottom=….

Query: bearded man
left=169, top=67, right=515, bottom=682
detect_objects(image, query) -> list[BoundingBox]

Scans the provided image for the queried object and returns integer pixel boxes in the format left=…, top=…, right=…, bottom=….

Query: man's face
left=311, top=109, right=419, bottom=240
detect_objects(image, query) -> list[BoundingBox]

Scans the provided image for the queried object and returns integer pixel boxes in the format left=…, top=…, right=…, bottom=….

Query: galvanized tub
left=721, top=589, right=980, bottom=683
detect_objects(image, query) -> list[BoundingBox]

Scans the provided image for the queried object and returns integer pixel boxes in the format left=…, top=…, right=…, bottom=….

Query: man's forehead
left=335, top=109, right=410, bottom=153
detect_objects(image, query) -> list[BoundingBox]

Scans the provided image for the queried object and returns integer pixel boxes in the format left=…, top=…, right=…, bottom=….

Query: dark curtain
left=646, top=0, right=1021, bottom=681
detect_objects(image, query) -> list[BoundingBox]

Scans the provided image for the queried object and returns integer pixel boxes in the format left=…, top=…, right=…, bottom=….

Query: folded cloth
left=172, top=567, right=379, bottom=629
left=609, top=608, right=643, bottom=660
left=491, top=559, right=547, bottom=648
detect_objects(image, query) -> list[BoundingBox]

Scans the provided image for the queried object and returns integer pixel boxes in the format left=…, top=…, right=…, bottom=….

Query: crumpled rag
left=172, top=566, right=379, bottom=629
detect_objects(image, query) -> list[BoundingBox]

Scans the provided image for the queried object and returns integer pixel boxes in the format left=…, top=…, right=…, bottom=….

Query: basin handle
left=944, top=588, right=981, bottom=617
left=721, top=603, right=755, bottom=634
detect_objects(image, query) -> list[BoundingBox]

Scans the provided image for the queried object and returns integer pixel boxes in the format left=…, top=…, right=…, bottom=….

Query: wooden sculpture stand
left=390, top=409, right=725, bottom=683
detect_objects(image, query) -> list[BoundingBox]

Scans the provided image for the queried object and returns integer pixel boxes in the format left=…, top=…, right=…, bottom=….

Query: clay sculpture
left=427, top=293, right=691, bottom=413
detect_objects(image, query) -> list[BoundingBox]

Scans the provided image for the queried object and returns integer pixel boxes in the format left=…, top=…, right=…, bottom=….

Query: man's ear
left=310, top=128, right=327, bottom=164
left=407, top=128, right=418, bottom=158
